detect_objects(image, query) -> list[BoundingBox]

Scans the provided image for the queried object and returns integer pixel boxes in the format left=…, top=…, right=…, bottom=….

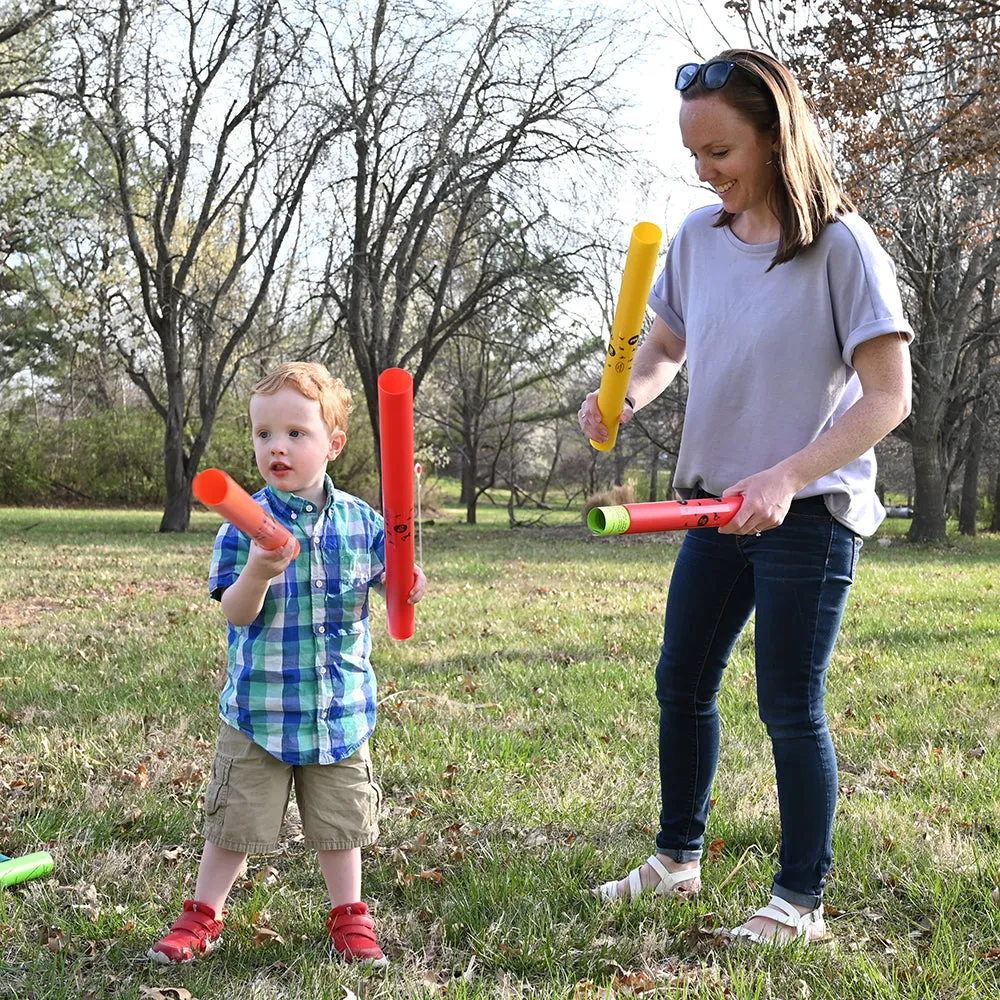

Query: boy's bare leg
left=318, top=847, right=362, bottom=906
left=193, top=842, right=248, bottom=914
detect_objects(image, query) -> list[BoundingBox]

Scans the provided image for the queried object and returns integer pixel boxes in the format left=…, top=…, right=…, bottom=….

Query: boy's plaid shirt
left=208, top=475, right=386, bottom=765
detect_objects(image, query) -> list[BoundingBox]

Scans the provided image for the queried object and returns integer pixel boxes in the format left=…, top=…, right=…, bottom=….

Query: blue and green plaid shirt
left=209, top=475, right=386, bottom=765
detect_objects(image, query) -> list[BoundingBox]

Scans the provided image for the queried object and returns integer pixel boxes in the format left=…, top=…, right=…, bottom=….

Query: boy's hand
left=409, top=565, right=427, bottom=605
left=379, top=565, right=427, bottom=604
left=244, top=536, right=298, bottom=579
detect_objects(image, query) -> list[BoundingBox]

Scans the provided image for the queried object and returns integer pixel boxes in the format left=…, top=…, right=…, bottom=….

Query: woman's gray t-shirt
left=648, top=206, right=913, bottom=536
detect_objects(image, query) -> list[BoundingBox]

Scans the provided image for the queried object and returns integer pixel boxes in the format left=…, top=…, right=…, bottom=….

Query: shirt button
left=314, top=580, right=324, bottom=589
left=306, top=504, right=314, bottom=512
left=318, top=666, right=326, bottom=675
left=290, top=512, right=297, bottom=519
left=316, top=625, right=326, bottom=635
left=320, top=709, right=328, bottom=719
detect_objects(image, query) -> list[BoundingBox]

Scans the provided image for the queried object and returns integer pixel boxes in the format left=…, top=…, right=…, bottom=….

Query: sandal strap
left=646, top=855, right=700, bottom=896
left=627, top=867, right=642, bottom=900
left=594, top=857, right=701, bottom=903
left=755, top=894, right=806, bottom=930
left=749, top=895, right=823, bottom=935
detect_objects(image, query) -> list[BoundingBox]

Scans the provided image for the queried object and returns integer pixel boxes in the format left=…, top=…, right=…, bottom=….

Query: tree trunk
left=908, top=423, right=948, bottom=542
left=648, top=447, right=659, bottom=502
left=991, top=469, right=1000, bottom=533
left=463, top=447, right=478, bottom=524
left=613, top=447, right=626, bottom=488
left=961, top=285, right=994, bottom=535
left=958, top=397, right=986, bottom=536
left=539, top=435, right=561, bottom=504
left=159, top=405, right=192, bottom=533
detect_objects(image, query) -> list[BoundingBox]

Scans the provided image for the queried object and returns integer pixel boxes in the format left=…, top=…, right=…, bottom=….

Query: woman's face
left=679, top=93, right=777, bottom=219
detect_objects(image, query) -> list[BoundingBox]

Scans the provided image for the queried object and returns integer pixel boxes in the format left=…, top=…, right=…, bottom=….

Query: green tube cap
left=587, top=505, right=631, bottom=535
left=0, top=851, right=54, bottom=887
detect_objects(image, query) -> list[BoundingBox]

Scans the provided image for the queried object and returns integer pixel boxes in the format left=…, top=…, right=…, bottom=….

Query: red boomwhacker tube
left=588, top=495, right=744, bottom=535
left=193, top=468, right=300, bottom=558
left=378, top=368, right=415, bottom=640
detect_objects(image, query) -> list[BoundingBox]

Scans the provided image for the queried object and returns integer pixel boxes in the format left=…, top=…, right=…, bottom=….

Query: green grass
left=1, top=502, right=998, bottom=999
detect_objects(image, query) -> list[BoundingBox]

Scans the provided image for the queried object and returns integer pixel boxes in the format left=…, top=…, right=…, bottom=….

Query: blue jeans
left=654, top=499, right=862, bottom=908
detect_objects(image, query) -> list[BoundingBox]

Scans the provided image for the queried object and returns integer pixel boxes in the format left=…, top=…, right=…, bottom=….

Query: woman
left=577, top=49, right=912, bottom=944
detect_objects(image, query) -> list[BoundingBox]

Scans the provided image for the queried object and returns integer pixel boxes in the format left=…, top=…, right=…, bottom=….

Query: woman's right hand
left=577, top=390, right=634, bottom=442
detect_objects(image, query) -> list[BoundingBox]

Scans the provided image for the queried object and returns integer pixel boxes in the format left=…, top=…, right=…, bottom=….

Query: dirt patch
left=0, top=598, right=64, bottom=628
left=0, top=579, right=200, bottom=629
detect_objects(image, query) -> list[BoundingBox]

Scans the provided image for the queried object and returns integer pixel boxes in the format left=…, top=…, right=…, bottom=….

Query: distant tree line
left=1, top=1, right=998, bottom=538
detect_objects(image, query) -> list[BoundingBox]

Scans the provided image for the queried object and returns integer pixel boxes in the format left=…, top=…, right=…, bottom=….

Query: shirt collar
left=264, top=473, right=336, bottom=518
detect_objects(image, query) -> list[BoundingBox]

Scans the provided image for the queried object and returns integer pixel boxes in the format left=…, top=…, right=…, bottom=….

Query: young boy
left=149, top=362, right=426, bottom=967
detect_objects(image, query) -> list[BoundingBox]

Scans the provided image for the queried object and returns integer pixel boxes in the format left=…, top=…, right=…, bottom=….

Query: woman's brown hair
left=681, top=48, right=854, bottom=269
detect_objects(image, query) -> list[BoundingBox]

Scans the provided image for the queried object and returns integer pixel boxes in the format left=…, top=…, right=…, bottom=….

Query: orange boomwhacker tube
left=588, top=495, right=744, bottom=535
left=193, top=468, right=300, bottom=558
left=377, top=368, right=415, bottom=641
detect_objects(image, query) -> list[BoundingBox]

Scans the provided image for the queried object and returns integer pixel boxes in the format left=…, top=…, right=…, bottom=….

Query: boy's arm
left=221, top=537, right=298, bottom=626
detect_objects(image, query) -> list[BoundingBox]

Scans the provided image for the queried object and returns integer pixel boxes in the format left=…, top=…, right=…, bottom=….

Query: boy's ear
left=328, top=429, right=347, bottom=460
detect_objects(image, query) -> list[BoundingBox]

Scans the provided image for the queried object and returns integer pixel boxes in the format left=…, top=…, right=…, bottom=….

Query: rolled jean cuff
left=656, top=846, right=702, bottom=864
left=771, top=880, right=821, bottom=910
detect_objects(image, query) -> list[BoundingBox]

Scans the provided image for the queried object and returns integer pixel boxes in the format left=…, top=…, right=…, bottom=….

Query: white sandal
left=730, top=894, right=826, bottom=945
left=593, top=855, right=701, bottom=904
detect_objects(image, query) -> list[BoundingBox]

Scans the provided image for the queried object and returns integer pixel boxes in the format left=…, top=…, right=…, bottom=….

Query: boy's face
left=250, top=387, right=346, bottom=503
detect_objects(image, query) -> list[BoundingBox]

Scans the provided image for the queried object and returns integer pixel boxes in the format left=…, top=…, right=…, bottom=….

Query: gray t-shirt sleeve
left=648, top=230, right=687, bottom=339
left=829, top=215, right=914, bottom=367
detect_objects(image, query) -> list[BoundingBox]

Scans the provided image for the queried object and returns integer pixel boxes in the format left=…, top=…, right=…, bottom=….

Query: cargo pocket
left=363, top=757, right=383, bottom=827
left=204, top=755, right=233, bottom=818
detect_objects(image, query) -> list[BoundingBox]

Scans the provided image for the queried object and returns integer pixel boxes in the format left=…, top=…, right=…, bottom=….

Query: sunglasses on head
left=675, top=61, right=737, bottom=92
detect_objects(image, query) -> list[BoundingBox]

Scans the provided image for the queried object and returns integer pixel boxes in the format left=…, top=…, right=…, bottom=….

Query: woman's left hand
left=719, top=468, right=799, bottom=535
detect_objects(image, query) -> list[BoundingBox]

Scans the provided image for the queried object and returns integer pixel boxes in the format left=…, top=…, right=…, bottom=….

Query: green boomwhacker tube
left=0, top=851, right=54, bottom=887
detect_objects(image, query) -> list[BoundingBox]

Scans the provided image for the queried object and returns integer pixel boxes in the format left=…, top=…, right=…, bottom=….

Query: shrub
left=0, top=402, right=381, bottom=509
left=582, top=481, right=636, bottom=523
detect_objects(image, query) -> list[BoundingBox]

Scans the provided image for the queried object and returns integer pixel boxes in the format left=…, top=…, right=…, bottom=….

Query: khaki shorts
left=203, top=723, right=382, bottom=853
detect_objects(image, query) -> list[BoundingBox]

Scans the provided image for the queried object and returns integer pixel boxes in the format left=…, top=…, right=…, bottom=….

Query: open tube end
left=587, top=505, right=630, bottom=536
left=632, top=221, right=663, bottom=246
left=192, top=468, right=228, bottom=506
left=377, top=367, right=413, bottom=395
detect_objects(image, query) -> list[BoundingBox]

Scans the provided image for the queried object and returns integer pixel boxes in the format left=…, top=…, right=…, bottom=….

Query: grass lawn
left=0, top=502, right=998, bottom=999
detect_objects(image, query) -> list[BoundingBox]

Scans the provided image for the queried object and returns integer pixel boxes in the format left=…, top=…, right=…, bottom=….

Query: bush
left=582, top=481, right=636, bottom=523
left=0, top=402, right=381, bottom=509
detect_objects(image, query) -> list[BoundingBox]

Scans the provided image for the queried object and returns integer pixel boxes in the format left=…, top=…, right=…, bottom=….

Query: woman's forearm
left=775, top=388, right=910, bottom=493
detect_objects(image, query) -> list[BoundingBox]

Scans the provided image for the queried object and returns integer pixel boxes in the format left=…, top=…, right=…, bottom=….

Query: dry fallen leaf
left=253, top=865, right=280, bottom=886
left=707, top=837, right=725, bottom=862
left=251, top=926, right=285, bottom=948
left=42, top=926, right=67, bottom=954
left=139, top=988, right=198, bottom=1000
left=118, top=806, right=143, bottom=827
left=398, top=833, right=428, bottom=855
left=612, top=971, right=657, bottom=993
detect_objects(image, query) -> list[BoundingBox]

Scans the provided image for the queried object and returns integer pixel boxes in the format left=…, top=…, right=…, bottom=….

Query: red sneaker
left=148, top=900, right=224, bottom=964
left=326, top=901, right=389, bottom=967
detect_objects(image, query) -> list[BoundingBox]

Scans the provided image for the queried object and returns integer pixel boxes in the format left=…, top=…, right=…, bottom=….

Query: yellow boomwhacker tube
left=590, top=221, right=663, bottom=451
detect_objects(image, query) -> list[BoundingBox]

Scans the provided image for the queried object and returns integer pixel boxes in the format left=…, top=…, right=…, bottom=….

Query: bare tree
left=698, top=0, right=1000, bottom=541
left=63, top=0, right=349, bottom=530
left=317, top=0, right=632, bottom=460
left=0, top=1, right=65, bottom=99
